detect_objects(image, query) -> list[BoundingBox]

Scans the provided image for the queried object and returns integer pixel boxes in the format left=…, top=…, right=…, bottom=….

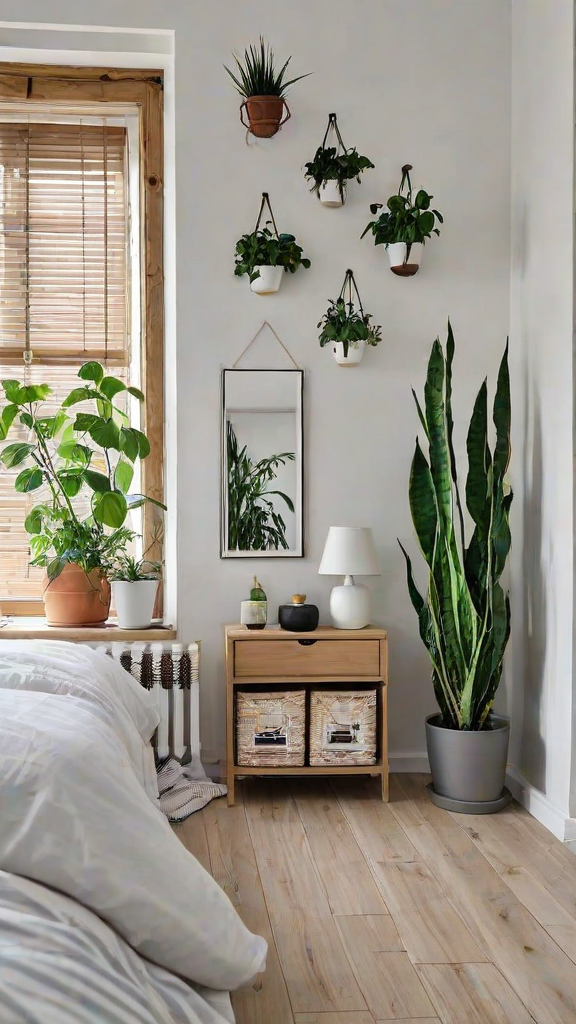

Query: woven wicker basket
left=309, top=690, right=377, bottom=766
left=236, top=690, right=306, bottom=766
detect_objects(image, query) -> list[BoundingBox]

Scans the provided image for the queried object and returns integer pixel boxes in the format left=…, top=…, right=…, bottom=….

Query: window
left=0, top=65, right=164, bottom=613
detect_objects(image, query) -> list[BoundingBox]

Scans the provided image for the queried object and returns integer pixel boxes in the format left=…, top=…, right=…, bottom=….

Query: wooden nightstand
left=225, top=624, right=388, bottom=806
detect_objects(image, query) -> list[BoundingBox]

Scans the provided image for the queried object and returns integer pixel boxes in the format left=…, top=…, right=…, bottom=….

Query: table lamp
left=318, top=526, right=380, bottom=629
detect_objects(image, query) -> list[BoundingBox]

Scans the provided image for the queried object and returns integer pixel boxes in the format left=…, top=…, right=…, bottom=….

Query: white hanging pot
left=387, top=241, right=424, bottom=277
left=250, top=265, right=283, bottom=294
left=319, top=179, right=344, bottom=207
left=113, top=579, right=159, bottom=629
left=332, top=340, right=366, bottom=366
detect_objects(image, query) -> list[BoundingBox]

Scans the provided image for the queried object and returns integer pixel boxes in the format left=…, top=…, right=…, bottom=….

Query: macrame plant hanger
left=253, top=191, right=280, bottom=238
left=321, top=112, right=347, bottom=155
left=339, top=268, right=365, bottom=318
left=231, top=320, right=301, bottom=370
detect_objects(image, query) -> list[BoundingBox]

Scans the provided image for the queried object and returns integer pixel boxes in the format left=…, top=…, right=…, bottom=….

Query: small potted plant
left=400, top=324, right=512, bottom=812
left=361, top=164, right=443, bottom=276
left=318, top=269, right=382, bottom=366
left=110, top=553, right=162, bottom=629
left=224, top=37, right=310, bottom=139
left=304, top=113, right=374, bottom=207
left=234, top=192, right=311, bottom=294
left=0, top=361, right=165, bottom=627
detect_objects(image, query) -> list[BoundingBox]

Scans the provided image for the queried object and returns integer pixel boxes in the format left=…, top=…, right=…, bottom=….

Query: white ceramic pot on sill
left=113, top=579, right=159, bottom=629
left=332, top=340, right=366, bottom=366
left=387, top=241, right=423, bottom=276
left=250, top=265, right=283, bottom=294
left=319, top=179, right=344, bottom=207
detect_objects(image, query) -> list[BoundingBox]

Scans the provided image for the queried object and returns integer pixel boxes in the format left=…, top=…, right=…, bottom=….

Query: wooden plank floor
left=174, top=774, right=576, bottom=1024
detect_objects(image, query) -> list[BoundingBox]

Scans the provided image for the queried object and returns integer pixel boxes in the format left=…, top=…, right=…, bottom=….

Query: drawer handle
left=297, top=639, right=318, bottom=646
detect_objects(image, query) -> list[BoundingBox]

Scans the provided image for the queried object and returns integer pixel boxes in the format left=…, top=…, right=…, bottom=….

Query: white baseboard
left=506, top=765, right=576, bottom=843
left=389, top=752, right=430, bottom=773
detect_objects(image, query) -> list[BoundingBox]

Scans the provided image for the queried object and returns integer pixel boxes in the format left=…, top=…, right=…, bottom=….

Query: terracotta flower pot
left=241, top=96, right=290, bottom=138
left=42, top=563, right=111, bottom=627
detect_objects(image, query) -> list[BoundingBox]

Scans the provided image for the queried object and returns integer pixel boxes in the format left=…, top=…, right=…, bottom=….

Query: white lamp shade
left=318, top=527, right=380, bottom=577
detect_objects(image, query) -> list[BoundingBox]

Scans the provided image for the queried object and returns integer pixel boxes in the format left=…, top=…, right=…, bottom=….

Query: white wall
left=509, top=0, right=576, bottom=834
left=0, top=2, right=512, bottom=767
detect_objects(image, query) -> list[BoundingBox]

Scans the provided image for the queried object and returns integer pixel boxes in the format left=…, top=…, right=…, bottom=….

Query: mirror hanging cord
left=254, top=192, right=280, bottom=238
left=232, top=320, right=301, bottom=369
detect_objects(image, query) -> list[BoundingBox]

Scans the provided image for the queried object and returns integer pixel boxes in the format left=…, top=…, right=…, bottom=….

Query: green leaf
left=119, top=427, right=138, bottom=462
left=0, top=403, right=18, bottom=439
left=47, top=556, right=67, bottom=582
left=84, top=469, right=111, bottom=493
left=409, top=439, right=438, bottom=566
left=92, top=490, right=127, bottom=528
left=62, top=387, right=96, bottom=408
left=0, top=442, right=35, bottom=468
left=466, top=380, right=490, bottom=527
left=114, top=458, right=134, bottom=494
left=89, top=418, right=121, bottom=450
left=57, top=440, right=92, bottom=466
left=99, top=376, right=126, bottom=400
left=14, top=467, right=43, bottom=492
left=24, top=506, right=45, bottom=535
left=59, top=470, right=85, bottom=498
left=127, top=386, right=145, bottom=401
left=131, top=428, right=150, bottom=459
left=2, top=380, right=21, bottom=403
left=15, top=383, right=51, bottom=404
left=78, top=361, right=104, bottom=385
left=73, top=412, right=99, bottom=433
left=126, top=493, right=167, bottom=511
left=493, top=340, right=511, bottom=482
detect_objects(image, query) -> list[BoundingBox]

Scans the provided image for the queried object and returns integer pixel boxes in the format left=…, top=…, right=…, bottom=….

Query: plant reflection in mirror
left=227, top=420, right=295, bottom=550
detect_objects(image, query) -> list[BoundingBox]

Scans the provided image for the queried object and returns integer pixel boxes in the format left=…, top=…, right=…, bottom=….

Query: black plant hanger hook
left=321, top=112, right=347, bottom=154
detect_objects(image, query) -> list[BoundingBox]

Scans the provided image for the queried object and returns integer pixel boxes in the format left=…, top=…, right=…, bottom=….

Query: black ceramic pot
left=278, top=599, right=319, bottom=632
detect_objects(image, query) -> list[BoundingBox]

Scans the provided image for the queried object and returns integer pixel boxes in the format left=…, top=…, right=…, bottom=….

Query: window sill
left=0, top=618, right=176, bottom=642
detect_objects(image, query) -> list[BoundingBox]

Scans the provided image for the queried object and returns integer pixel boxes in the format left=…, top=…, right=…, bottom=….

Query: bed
left=0, top=640, right=267, bottom=1024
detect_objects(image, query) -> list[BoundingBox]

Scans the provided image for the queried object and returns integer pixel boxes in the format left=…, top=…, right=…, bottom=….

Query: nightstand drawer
left=234, top=639, right=380, bottom=678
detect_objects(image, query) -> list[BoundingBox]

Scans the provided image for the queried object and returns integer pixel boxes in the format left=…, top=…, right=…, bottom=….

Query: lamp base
left=329, top=577, right=371, bottom=629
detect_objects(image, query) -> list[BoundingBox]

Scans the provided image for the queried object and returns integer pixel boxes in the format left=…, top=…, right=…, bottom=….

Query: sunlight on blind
left=0, top=122, right=127, bottom=359
left=0, top=119, right=130, bottom=600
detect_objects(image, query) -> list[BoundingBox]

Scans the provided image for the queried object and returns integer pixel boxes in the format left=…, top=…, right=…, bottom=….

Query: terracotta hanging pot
left=241, top=96, right=290, bottom=138
left=42, top=563, right=111, bottom=627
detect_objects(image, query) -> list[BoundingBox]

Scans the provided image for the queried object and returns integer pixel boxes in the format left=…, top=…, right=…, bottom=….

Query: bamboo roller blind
left=0, top=120, right=130, bottom=598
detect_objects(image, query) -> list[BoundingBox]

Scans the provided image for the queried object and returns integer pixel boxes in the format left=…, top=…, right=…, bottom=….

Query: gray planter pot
left=425, top=713, right=511, bottom=813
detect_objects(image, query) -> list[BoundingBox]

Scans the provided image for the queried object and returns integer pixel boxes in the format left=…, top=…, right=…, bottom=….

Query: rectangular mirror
left=221, top=368, right=303, bottom=558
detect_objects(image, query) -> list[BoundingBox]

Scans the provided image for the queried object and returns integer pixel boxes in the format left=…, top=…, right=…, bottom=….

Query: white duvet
left=0, top=640, right=267, bottom=1024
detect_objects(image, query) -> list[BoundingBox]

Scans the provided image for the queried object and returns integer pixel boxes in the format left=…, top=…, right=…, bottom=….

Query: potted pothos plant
left=362, top=164, right=443, bottom=276
left=227, top=421, right=295, bottom=550
left=234, top=192, right=311, bottom=294
left=110, top=553, right=162, bottom=630
left=0, top=361, right=165, bottom=627
left=399, top=324, right=512, bottom=813
left=318, top=269, right=382, bottom=366
left=224, top=37, right=310, bottom=139
left=304, top=113, right=374, bottom=207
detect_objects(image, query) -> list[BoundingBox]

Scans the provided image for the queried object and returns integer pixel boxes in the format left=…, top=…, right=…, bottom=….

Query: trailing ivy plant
left=224, top=37, right=310, bottom=99
left=399, top=324, right=512, bottom=731
left=362, top=164, right=443, bottom=258
left=0, top=361, right=166, bottom=580
left=234, top=223, right=311, bottom=283
left=227, top=420, right=295, bottom=551
left=304, top=114, right=374, bottom=203
left=318, top=269, right=382, bottom=358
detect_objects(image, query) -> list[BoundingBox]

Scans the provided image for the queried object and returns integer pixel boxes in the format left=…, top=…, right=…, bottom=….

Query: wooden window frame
left=0, top=63, right=164, bottom=616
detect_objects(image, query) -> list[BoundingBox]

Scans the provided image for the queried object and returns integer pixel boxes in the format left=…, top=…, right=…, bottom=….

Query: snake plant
left=399, top=325, right=512, bottom=730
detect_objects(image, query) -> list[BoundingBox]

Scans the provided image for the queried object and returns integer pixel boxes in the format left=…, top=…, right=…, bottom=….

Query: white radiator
left=95, top=641, right=200, bottom=762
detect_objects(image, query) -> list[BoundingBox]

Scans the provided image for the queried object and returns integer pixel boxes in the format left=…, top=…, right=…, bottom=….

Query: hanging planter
left=234, top=193, right=311, bottom=295
left=361, top=164, right=443, bottom=276
left=304, top=113, right=374, bottom=207
left=224, top=37, right=310, bottom=139
left=318, top=269, right=382, bottom=366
